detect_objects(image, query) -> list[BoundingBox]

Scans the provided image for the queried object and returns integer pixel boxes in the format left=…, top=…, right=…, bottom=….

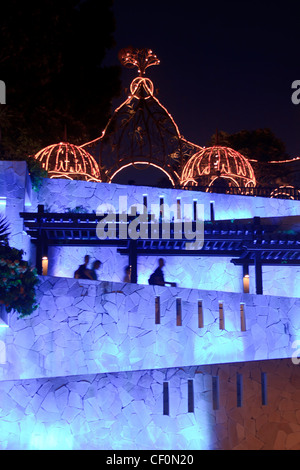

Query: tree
left=0, top=0, right=122, bottom=157
left=207, top=128, right=290, bottom=162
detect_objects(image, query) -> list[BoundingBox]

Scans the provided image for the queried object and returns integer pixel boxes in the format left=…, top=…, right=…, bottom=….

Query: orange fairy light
left=118, top=47, right=160, bottom=76
left=33, top=142, right=101, bottom=182
left=80, top=48, right=199, bottom=186
left=270, top=185, right=300, bottom=200
left=181, top=146, right=256, bottom=190
left=108, top=161, right=178, bottom=187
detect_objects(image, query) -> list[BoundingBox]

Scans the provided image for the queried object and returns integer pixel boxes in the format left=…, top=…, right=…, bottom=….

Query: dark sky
left=103, top=0, right=300, bottom=157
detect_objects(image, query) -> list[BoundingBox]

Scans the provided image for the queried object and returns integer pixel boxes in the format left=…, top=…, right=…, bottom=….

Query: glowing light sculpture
left=33, top=142, right=101, bottom=182
left=81, top=48, right=200, bottom=186
left=181, top=146, right=256, bottom=191
left=270, top=185, right=300, bottom=200
left=118, top=46, right=160, bottom=76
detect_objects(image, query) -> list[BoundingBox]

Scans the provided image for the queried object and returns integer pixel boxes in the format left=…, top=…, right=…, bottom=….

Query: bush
left=0, top=245, right=39, bottom=318
left=26, top=157, right=48, bottom=191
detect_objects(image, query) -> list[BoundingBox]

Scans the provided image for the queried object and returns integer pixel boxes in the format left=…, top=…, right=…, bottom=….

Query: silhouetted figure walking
left=90, top=260, right=101, bottom=280
left=74, top=255, right=93, bottom=280
left=148, top=258, right=165, bottom=286
left=123, top=265, right=132, bottom=283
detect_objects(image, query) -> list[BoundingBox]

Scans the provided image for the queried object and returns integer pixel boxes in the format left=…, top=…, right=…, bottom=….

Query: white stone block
left=14, top=328, right=35, bottom=350
left=54, top=386, right=69, bottom=410
left=68, top=391, right=82, bottom=409
left=40, top=391, right=60, bottom=414
left=55, top=296, right=75, bottom=309
left=39, top=295, right=56, bottom=311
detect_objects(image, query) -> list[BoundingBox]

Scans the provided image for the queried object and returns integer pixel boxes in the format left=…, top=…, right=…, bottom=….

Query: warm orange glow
left=130, top=77, right=154, bottom=98
left=249, top=156, right=300, bottom=164
left=79, top=47, right=202, bottom=189
left=118, top=47, right=160, bottom=76
left=33, top=142, right=101, bottom=182
left=205, top=175, right=241, bottom=192
left=181, top=146, right=256, bottom=188
left=42, top=257, right=48, bottom=276
left=270, top=185, right=299, bottom=200
left=108, top=161, right=177, bottom=187
left=243, top=275, right=250, bottom=294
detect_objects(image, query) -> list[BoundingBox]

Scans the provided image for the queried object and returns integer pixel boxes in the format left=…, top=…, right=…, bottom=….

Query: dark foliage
left=207, top=128, right=290, bottom=162
left=0, top=0, right=122, bottom=156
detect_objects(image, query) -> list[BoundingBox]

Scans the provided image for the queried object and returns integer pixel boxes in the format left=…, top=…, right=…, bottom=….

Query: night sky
left=103, top=0, right=300, bottom=158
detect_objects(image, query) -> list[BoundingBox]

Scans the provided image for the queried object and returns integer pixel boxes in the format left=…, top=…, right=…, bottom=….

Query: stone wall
left=32, top=175, right=300, bottom=298
left=1, top=358, right=300, bottom=450
left=1, top=162, right=300, bottom=297
left=31, top=176, right=300, bottom=220
left=47, top=245, right=300, bottom=299
left=0, top=161, right=32, bottom=261
left=0, top=276, right=299, bottom=382
left=1, top=163, right=300, bottom=450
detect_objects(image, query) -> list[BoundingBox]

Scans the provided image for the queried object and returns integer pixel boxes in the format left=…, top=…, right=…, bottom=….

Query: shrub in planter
left=0, top=244, right=39, bottom=318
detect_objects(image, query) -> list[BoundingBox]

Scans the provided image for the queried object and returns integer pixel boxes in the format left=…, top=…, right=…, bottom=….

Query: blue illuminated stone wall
left=30, top=176, right=300, bottom=220
left=47, top=246, right=300, bottom=298
left=1, top=358, right=300, bottom=450
left=1, top=161, right=299, bottom=297
left=1, top=162, right=300, bottom=450
left=0, top=276, right=299, bottom=382
left=0, top=161, right=32, bottom=261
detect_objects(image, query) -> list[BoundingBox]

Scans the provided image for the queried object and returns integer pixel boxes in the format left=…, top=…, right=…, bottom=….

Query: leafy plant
left=0, top=150, right=48, bottom=192
left=26, top=157, right=48, bottom=191
left=0, top=223, right=39, bottom=318
left=65, top=205, right=89, bottom=214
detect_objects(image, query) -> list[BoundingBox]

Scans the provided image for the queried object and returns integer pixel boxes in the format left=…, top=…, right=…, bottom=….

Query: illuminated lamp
left=32, top=142, right=101, bottom=182
left=243, top=274, right=250, bottom=294
left=42, top=257, right=48, bottom=276
left=181, top=146, right=256, bottom=190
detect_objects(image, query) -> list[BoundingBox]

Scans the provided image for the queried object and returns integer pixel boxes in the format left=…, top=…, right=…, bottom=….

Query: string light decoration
left=129, top=76, right=154, bottom=99
left=270, top=185, right=300, bottom=200
left=118, top=47, right=160, bottom=76
left=109, top=161, right=178, bottom=187
left=181, top=146, right=256, bottom=190
left=33, top=142, right=101, bottom=182
left=80, top=48, right=200, bottom=186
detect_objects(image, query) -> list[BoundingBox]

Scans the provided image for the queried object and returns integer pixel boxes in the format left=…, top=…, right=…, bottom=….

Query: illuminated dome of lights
left=181, top=146, right=256, bottom=190
left=270, top=185, right=300, bottom=200
left=33, top=142, right=101, bottom=182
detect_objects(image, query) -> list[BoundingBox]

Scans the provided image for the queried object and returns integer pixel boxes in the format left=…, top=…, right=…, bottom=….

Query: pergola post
left=255, top=254, right=263, bottom=295
left=36, top=205, right=45, bottom=275
left=129, top=239, right=138, bottom=284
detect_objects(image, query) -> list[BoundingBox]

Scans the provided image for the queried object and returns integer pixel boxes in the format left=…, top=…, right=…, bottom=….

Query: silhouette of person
left=90, top=260, right=101, bottom=280
left=149, top=258, right=165, bottom=286
left=75, top=255, right=93, bottom=280
left=123, top=265, right=132, bottom=283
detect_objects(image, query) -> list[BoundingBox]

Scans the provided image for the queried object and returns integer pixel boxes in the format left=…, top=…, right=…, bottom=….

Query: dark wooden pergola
left=20, top=205, right=300, bottom=295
